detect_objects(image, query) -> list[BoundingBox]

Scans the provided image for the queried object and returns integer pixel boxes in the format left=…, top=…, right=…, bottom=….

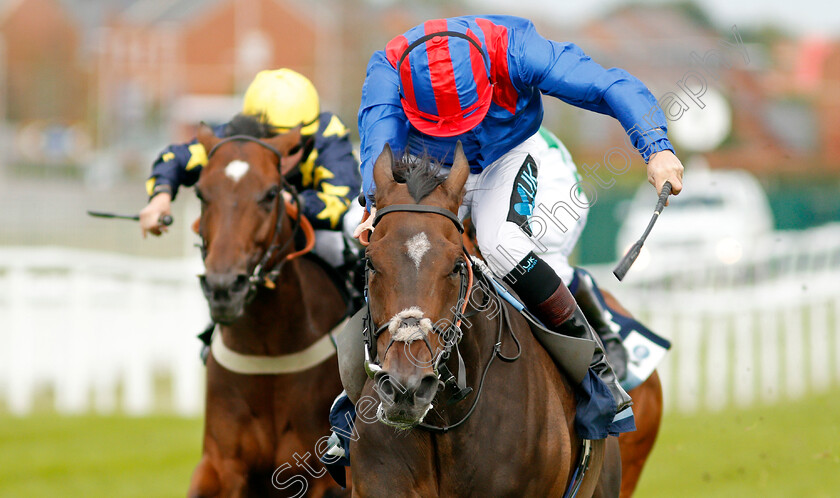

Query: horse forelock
left=392, top=154, right=447, bottom=203
left=224, top=113, right=276, bottom=139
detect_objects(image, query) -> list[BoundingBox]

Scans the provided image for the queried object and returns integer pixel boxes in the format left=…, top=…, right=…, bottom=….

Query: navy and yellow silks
left=147, top=112, right=360, bottom=231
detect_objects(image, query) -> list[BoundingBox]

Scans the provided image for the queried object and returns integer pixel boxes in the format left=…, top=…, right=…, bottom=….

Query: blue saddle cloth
left=323, top=392, right=355, bottom=487
left=569, top=268, right=672, bottom=392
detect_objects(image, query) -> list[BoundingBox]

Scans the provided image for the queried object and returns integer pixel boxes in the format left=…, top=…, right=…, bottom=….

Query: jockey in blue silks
left=351, top=15, right=685, bottom=440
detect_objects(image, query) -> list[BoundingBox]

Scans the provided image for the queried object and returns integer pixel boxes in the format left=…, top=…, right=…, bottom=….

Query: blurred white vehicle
left=615, top=162, right=774, bottom=273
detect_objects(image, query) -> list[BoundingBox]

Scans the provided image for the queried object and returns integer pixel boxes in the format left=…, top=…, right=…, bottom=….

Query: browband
left=207, top=135, right=285, bottom=161
left=373, top=204, right=464, bottom=233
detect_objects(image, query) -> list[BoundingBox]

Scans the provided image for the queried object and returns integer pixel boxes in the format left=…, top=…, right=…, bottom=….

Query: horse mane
left=224, top=113, right=276, bottom=139
left=392, top=154, right=447, bottom=203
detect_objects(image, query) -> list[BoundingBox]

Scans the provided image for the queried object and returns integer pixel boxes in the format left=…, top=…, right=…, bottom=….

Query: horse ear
left=373, top=143, right=396, bottom=203
left=443, top=141, right=469, bottom=202
left=267, top=126, right=303, bottom=156
left=197, top=122, right=219, bottom=154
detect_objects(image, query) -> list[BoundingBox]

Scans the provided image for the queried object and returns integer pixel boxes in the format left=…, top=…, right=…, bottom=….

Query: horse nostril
left=231, top=274, right=250, bottom=293
left=374, top=372, right=397, bottom=405
left=414, top=374, right=440, bottom=405
left=200, top=273, right=250, bottom=300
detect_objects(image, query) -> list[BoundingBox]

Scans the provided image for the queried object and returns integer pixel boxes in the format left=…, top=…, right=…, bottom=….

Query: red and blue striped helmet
left=387, top=20, right=493, bottom=137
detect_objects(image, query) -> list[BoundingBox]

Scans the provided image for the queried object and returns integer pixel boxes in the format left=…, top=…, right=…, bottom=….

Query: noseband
left=362, top=204, right=474, bottom=399
left=198, top=135, right=312, bottom=298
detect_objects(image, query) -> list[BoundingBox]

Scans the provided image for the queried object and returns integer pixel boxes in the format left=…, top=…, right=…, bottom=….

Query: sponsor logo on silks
left=632, top=344, right=650, bottom=361
left=522, top=255, right=538, bottom=273
left=507, top=155, right=539, bottom=236
left=514, top=185, right=534, bottom=217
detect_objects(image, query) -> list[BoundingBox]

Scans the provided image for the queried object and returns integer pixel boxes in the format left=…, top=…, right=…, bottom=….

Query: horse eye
left=365, top=258, right=378, bottom=275
left=260, top=186, right=279, bottom=205
left=450, top=260, right=465, bottom=277
left=195, top=188, right=207, bottom=204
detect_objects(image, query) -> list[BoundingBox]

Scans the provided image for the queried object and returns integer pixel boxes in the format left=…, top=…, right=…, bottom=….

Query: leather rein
left=362, top=204, right=521, bottom=433
left=198, top=135, right=315, bottom=299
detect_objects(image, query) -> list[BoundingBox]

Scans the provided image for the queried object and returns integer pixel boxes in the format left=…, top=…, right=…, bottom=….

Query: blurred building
left=537, top=4, right=838, bottom=178
left=0, top=0, right=93, bottom=170
left=95, top=0, right=343, bottom=146
left=0, top=0, right=837, bottom=179
left=0, top=0, right=88, bottom=122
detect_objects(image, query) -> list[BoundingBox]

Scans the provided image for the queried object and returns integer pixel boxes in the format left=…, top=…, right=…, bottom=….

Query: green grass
left=635, top=389, right=840, bottom=497
left=0, top=415, right=203, bottom=497
left=1, top=390, right=839, bottom=497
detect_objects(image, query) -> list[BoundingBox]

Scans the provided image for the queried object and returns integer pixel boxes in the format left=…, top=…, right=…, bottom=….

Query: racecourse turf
left=1, top=389, right=838, bottom=497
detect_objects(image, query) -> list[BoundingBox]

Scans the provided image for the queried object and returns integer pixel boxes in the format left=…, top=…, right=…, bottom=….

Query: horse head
left=194, top=115, right=302, bottom=324
left=365, top=142, right=470, bottom=428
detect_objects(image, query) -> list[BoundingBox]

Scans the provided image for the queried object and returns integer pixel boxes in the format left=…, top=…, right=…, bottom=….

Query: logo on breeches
left=507, top=155, right=538, bottom=236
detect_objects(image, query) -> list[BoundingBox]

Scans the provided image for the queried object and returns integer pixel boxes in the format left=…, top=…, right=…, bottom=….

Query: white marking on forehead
left=405, top=232, right=431, bottom=270
left=388, top=307, right=434, bottom=343
left=225, top=160, right=249, bottom=183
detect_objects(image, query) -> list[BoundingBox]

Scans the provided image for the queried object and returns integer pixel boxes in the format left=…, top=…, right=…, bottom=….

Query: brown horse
left=461, top=225, right=663, bottom=497
left=350, top=144, right=621, bottom=497
left=188, top=116, right=348, bottom=497
left=602, top=292, right=663, bottom=498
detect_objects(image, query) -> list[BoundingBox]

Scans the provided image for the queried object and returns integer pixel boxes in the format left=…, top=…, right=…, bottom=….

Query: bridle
left=362, top=204, right=470, bottom=380
left=362, top=204, right=522, bottom=432
left=198, top=134, right=314, bottom=300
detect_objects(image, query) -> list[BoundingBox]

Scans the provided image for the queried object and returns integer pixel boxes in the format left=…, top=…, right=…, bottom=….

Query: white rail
left=0, top=247, right=207, bottom=416
left=589, top=224, right=840, bottom=413
left=2, top=224, right=839, bottom=416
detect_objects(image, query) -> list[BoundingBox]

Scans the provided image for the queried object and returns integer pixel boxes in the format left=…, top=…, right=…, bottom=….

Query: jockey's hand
left=647, top=150, right=684, bottom=205
left=139, top=193, right=172, bottom=238
left=352, top=207, right=376, bottom=242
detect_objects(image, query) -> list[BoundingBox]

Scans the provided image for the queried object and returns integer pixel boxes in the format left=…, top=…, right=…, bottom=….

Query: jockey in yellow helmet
left=242, top=68, right=321, bottom=135
left=140, top=68, right=361, bottom=268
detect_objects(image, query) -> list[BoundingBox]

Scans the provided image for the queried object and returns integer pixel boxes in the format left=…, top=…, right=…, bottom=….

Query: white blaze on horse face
left=405, top=232, right=431, bottom=270
left=389, top=307, right=434, bottom=343
left=225, top=160, right=250, bottom=183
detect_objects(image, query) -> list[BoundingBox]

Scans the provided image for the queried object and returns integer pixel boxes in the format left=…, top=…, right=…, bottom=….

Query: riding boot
left=533, top=285, right=633, bottom=413
left=572, top=274, right=628, bottom=381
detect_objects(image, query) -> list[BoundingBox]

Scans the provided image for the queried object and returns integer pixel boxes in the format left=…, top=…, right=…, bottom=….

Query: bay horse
left=461, top=218, right=664, bottom=498
left=188, top=116, right=348, bottom=497
left=350, top=143, right=621, bottom=497
left=602, top=293, right=663, bottom=497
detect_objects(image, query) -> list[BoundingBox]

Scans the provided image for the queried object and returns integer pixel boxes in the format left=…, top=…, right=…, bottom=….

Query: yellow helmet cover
left=243, top=68, right=320, bottom=135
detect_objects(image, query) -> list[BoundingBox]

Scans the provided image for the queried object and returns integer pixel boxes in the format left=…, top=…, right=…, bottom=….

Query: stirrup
left=325, top=432, right=346, bottom=458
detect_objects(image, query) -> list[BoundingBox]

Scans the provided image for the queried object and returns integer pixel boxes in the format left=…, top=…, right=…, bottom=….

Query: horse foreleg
left=599, top=289, right=665, bottom=497
left=619, top=370, right=663, bottom=497
left=188, top=455, right=221, bottom=498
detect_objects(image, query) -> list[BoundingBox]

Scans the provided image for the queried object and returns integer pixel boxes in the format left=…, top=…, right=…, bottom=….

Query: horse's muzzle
left=199, top=272, right=250, bottom=324
left=373, top=370, right=440, bottom=428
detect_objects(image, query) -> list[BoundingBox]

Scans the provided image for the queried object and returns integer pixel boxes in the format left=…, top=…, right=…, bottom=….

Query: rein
left=363, top=204, right=522, bottom=433
left=199, top=135, right=315, bottom=296
left=419, top=266, right=521, bottom=433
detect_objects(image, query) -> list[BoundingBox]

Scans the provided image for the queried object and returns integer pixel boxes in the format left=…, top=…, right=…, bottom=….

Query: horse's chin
left=208, top=303, right=245, bottom=325
left=376, top=402, right=433, bottom=430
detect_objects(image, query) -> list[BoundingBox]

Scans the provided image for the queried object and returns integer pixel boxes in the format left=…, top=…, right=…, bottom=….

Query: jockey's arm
left=509, top=21, right=683, bottom=196
left=358, top=51, right=411, bottom=211
left=140, top=127, right=220, bottom=237
left=296, top=114, right=362, bottom=230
